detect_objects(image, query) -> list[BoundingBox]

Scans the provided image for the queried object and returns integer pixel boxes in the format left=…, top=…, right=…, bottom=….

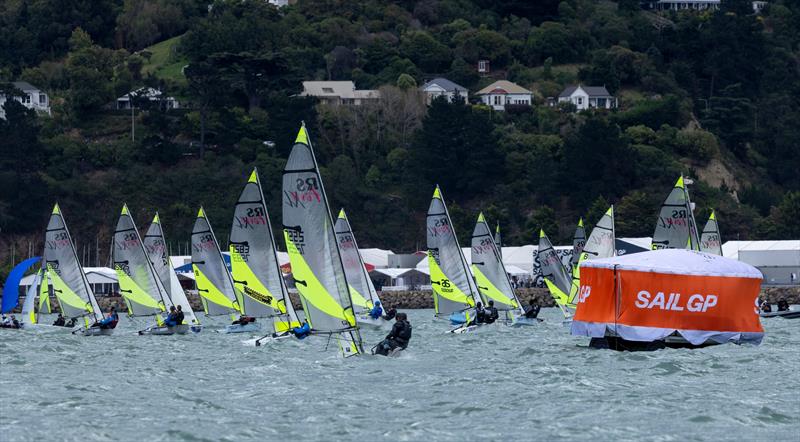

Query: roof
left=11, top=81, right=39, bottom=92
left=301, top=81, right=357, bottom=98
left=722, top=240, right=800, bottom=265
left=421, top=78, right=467, bottom=93
left=558, top=85, right=613, bottom=98
left=118, top=87, right=170, bottom=100
left=582, top=249, right=762, bottom=279
left=476, top=80, right=531, bottom=95
left=370, top=268, right=426, bottom=278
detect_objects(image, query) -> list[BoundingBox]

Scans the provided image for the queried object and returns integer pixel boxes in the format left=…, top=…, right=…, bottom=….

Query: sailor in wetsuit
left=368, top=300, right=383, bottom=319
left=484, top=300, right=499, bottom=324
left=382, top=307, right=397, bottom=321
left=375, top=312, right=412, bottom=356
left=777, top=298, right=790, bottom=312
left=175, top=305, right=185, bottom=325
left=761, top=299, right=772, bottom=313
left=525, top=300, right=541, bottom=318
left=53, top=314, right=66, bottom=326
left=466, top=302, right=486, bottom=327
left=164, top=306, right=178, bottom=327
left=93, top=307, right=119, bottom=329
left=290, top=321, right=311, bottom=339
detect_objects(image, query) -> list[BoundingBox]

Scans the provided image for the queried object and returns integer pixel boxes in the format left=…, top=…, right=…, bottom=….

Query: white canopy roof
left=581, top=249, right=762, bottom=279
left=359, top=248, right=394, bottom=268
left=20, top=266, right=119, bottom=286
left=370, top=268, right=425, bottom=278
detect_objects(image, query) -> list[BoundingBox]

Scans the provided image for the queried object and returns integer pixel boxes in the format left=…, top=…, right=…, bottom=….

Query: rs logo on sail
left=635, top=290, right=718, bottom=312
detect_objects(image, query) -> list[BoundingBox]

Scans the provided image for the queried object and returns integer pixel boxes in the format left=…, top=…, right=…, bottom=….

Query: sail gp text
left=635, top=290, right=718, bottom=312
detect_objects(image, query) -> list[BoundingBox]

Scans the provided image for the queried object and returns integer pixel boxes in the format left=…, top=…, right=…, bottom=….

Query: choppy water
left=1, top=308, right=797, bottom=442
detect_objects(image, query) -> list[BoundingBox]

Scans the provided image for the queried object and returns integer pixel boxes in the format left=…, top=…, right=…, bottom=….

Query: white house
left=299, top=81, right=380, bottom=106
left=476, top=80, right=532, bottom=111
left=116, top=87, right=180, bottom=110
left=420, top=77, right=468, bottom=104
left=0, top=81, right=50, bottom=119
left=645, top=0, right=720, bottom=10
left=557, top=85, right=617, bottom=110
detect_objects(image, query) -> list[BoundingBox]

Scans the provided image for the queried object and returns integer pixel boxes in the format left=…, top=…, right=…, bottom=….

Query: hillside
left=1, top=0, right=799, bottom=278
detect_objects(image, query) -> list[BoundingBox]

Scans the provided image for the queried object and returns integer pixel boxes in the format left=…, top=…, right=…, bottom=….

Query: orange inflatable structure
left=571, top=249, right=764, bottom=347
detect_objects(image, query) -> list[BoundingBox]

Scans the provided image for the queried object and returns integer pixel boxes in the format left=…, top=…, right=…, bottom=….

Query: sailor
left=382, top=307, right=397, bottom=321
left=164, top=306, right=178, bottom=327
left=93, top=307, right=119, bottom=329
left=66, top=317, right=77, bottom=327
left=761, top=300, right=772, bottom=313
left=175, top=305, right=185, bottom=325
left=777, top=298, right=790, bottom=312
left=525, top=300, right=541, bottom=319
left=484, top=300, right=499, bottom=324
left=375, top=312, right=412, bottom=356
left=475, top=302, right=486, bottom=323
left=1, top=315, right=11, bottom=326
left=290, top=321, right=311, bottom=340
left=53, top=314, right=66, bottom=326
left=10, top=315, right=20, bottom=329
left=369, top=300, right=383, bottom=320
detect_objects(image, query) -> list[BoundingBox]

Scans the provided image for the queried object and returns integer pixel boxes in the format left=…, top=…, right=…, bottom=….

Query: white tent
left=723, top=241, right=800, bottom=285
left=19, top=266, right=120, bottom=295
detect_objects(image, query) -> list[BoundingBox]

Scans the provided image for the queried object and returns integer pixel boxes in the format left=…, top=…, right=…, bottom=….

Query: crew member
left=290, top=321, right=311, bottom=339
left=164, top=306, right=178, bottom=327
left=369, top=300, right=383, bottom=320
left=53, top=314, right=66, bottom=326
left=375, top=312, right=412, bottom=356
left=232, top=315, right=255, bottom=326
left=93, top=307, right=119, bottom=329
left=382, top=307, right=397, bottom=321
left=777, top=298, right=790, bottom=312
left=484, top=300, right=499, bottom=324
left=761, top=300, right=772, bottom=313
left=525, top=300, right=541, bottom=319
left=175, top=305, right=185, bottom=325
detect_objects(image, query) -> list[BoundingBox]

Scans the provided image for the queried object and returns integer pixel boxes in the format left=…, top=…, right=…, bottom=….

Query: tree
left=396, top=73, right=416, bottom=90
left=184, top=62, right=226, bottom=157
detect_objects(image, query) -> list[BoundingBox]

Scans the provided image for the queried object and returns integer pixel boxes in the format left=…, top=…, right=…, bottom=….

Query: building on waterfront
left=299, top=81, right=380, bottom=106
left=476, top=80, right=533, bottom=111
left=0, top=81, right=50, bottom=119
left=116, top=87, right=180, bottom=110
left=723, top=241, right=800, bottom=286
left=420, top=78, right=468, bottom=104
left=555, top=85, right=617, bottom=110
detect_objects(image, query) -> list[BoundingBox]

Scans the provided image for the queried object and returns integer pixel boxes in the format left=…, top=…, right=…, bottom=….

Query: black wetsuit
left=53, top=317, right=65, bottom=326
left=762, top=303, right=772, bottom=313
left=525, top=304, right=541, bottom=319
left=175, top=311, right=185, bottom=324
left=382, top=309, right=397, bottom=321
left=485, top=306, right=499, bottom=324
left=376, top=320, right=412, bottom=355
left=777, top=300, right=790, bottom=312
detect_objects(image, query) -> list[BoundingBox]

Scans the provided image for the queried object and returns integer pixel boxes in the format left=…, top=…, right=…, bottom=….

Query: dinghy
left=651, top=176, right=701, bottom=251
left=760, top=309, right=800, bottom=319
left=113, top=204, right=180, bottom=335
left=537, top=230, right=574, bottom=321
left=335, top=209, right=387, bottom=328
left=230, top=169, right=301, bottom=336
left=426, top=186, right=483, bottom=331
left=470, top=213, right=529, bottom=326
left=41, top=204, right=107, bottom=335
left=699, top=210, right=722, bottom=256
left=571, top=249, right=764, bottom=350
left=281, top=123, right=364, bottom=356
left=143, top=213, right=202, bottom=333
left=191, top=208, right=245, bottom=332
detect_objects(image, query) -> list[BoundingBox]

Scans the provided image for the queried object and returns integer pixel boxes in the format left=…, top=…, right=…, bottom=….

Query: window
left=494, top=95, right=501, bottom=105
left=577, top=97, right=583, bottom=105
left=39, top=94, right=47, bottom=105
left=23, top=94, right=31, bottom=104
left=322, top=87, right=334, bottom=93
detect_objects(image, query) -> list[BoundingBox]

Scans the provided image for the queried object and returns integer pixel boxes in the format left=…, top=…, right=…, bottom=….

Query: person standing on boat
left=368, top=300, right=383, bottom=320
left=164, top=306, right=178, bottom=327
left=175, top=305, right=185, bottom=325
left=53, top=314, right=65, bottom=326
left=484, top=300, right=499, bottom=324
left=375, top=312, right=412, bottom=356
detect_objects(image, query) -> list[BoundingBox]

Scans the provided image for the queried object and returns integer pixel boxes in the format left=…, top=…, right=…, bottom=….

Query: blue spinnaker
left=2, top=257, right=41, bottom=313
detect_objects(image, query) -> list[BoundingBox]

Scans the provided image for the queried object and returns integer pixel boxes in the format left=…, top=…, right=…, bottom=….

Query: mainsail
left=537, top=230, right=573, bottom=317
left=21, top=269, right=48, bottom=325
left=700, top=210, right=722, bottom=256
left=427, top=186, right=481, bottom=318
left=143, top=213, right=200, bottom=326
left=230, top=169, right=299, bottom=330
left=471, top=213, right=523, bottom=316
left=42, top=204, right=103, bottom=325
left=191, top=207, right=239, bottom=317
left=334, top=209, right=381, bottom=314
left=282, top=124, right=363, bottom=355
left=651, top=176, right=700, bottom=251
left=570, top=218, right=586, bottom=270
left=569, top=206, right=616, bottom=306
left=113, top=204, right=170, bottom=321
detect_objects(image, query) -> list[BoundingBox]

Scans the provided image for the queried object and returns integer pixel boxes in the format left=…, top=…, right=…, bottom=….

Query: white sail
left=20, top=270, right=44, bottom=325
left=191, top=207, right=239, bottom=317
left=334, top=209, right=381, bottom=314
left=700, top=210, right=722, bottom=256
left=471, top=213, right=524, bottom=317
left=652, top=176, right=700, bottom=251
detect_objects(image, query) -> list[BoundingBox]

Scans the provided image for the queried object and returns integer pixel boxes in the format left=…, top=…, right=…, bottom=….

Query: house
left=299, top=81, right=380, bottom=106
left=556, top=85, right=617, bottom=110
left=644, top=0, right=720, bottom=10
left=0, top=81, right=50, bottom=119
left=116, top=87, right=179, bottom=110
left=476, top=80, right=532, bottom=111
left=420, top=78, right=468, bottom=104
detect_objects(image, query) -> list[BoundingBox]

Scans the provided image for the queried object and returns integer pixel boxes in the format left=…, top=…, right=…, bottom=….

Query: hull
left=80, top=327, right=115, bottom=336
left=139, top=324, right=191, bottom=335
left=510, top=317, right=542, bottom=327
left=589, top=334, right=721, bottom=351
left=220, top=322, right=262, bottom=334
left=760, top=310, right=800, bottom=319
left=22, top=324, right=74, bottom=333
left=448, top=312, right=467, bottom=325
left=357, top=315, right=389, bottom=328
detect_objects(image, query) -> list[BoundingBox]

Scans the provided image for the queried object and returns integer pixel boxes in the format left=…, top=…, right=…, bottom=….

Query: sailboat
left=282, top=123, right=364, bottom=356
left=470, top=213, right=529, bottom=326
left=426, top=186, right=482, bottom=332
left=230, top=168, right=300, bottom=335
left=537, top=230, right=574, bottom=321
left=651, top=176, right=701, bottom=250
left=570, top=218, right=586, bottom=274
left=699, top=210, right=722, bottom=256
left=41, top=204, right=108, bottom=335
left=191, top=207, right=243, bottom=332
left=334, top=208, right=385, bottom=328
left=143, top=213, right=202, bottom=333
left=568, top=206, right=616, bottom=308
left=112, top=204, right=180, bottom=334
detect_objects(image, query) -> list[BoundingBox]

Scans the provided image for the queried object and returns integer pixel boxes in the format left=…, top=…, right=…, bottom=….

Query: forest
left=1, top=0, right=799, bottom=277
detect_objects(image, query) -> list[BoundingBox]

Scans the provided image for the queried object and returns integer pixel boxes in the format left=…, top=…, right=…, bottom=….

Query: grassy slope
left=141, top=35, right=187, bottom=85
